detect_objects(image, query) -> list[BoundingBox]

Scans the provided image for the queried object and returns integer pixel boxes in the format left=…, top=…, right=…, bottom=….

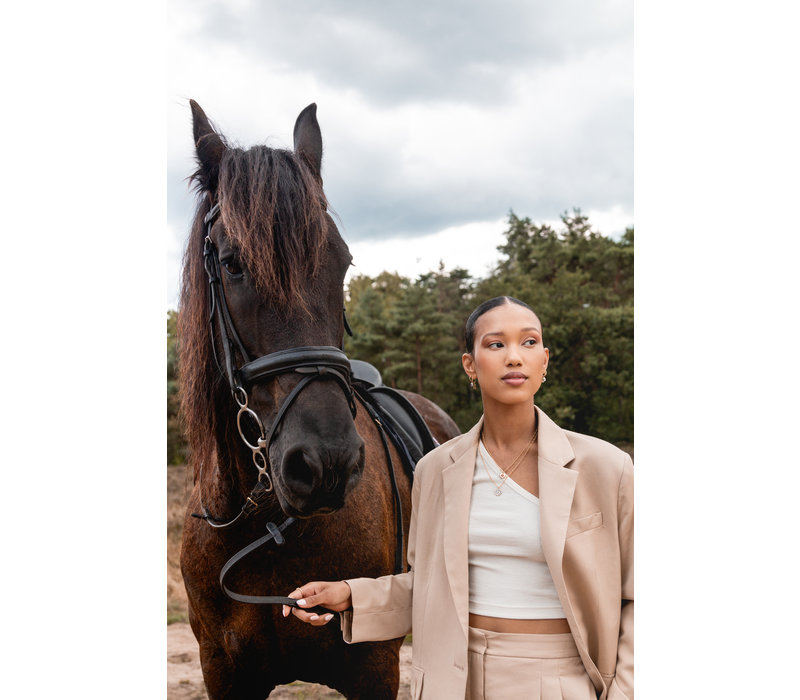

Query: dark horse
left=179, top=101, right=460, bottom=699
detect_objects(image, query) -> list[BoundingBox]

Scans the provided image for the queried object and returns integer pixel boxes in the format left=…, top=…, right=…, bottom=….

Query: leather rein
left=193, top=201, right=405, bottom=610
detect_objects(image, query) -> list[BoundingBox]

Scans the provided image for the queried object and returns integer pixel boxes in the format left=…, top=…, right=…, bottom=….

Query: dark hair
left=464, top=296, right=537, bottom=353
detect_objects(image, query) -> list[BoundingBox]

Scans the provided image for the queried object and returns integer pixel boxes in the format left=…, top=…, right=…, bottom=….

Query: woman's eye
left=523, top=338, right=538, bottom=346
left=488, top=341, right=503, bottom=349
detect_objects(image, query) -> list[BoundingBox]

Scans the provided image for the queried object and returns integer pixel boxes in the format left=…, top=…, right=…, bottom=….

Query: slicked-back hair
left=464, top=296, right=537, bottom=353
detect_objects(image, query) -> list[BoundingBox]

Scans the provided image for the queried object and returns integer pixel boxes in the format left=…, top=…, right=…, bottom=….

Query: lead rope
left=211, top=391, right=406, bottom=611
left=216, top=515, right=336, bottom=616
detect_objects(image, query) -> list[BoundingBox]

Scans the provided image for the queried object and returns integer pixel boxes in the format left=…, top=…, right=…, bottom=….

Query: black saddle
left=349, top=359, right=438, bottom=475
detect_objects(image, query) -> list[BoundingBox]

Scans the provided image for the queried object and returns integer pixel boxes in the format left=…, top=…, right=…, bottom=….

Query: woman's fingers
left=283, top=581, right=352, bottom=624
left=282, top=583, right=335, bottom=624
left=291, top=607, right=335, bottom=625
left=288, top=584, right=335, bottom=625
left=297, top=581, right=352, bottom=612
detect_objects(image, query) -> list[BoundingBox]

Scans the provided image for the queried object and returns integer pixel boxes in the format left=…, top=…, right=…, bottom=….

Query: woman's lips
left=501, top=373, right=527, bottom=386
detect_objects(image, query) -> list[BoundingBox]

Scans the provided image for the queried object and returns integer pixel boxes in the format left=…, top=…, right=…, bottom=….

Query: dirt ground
left=167, top=464, right=412, bottom=699
left=168, top=621, right=412, bottom=700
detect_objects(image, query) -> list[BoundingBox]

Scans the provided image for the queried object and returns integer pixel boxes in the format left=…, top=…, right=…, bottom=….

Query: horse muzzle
left=274, top=439, right=365, bottom=517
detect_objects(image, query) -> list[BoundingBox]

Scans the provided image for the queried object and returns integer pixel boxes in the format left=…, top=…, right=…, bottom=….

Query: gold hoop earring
left=469, top=376, right=477, bottom=390
left=542, top=371, right=547, bottom=383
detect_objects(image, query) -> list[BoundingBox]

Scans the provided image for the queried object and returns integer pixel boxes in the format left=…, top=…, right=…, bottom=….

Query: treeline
left=167, top=309, right=187, bottom=465
left=167, top=209, right=633, bottom=463
left=345, top=210, right=633, bottom=442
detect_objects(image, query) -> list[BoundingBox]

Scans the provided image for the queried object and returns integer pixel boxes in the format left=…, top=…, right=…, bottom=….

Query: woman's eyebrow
left=481, top=327, right=541, bottom=339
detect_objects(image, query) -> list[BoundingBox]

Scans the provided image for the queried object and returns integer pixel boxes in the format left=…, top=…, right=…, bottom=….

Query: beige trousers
left=467, top=626, right=597, bottom=699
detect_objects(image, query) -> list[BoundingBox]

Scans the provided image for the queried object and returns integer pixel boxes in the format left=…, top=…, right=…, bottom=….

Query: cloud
left=179, top=0, right=630, bottom=106
left=167, top=0, right=633, bottom=308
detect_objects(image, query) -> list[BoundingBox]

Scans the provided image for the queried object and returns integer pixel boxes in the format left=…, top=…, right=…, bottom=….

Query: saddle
left=349, top=359, right=439, bottom=477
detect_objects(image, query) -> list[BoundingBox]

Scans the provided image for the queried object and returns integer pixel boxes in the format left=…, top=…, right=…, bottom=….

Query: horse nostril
left=281, top=445, right=361, bottom=502
left=323, top=470, right=339, bottom=492
left=285, top=450, right=315, bottom=491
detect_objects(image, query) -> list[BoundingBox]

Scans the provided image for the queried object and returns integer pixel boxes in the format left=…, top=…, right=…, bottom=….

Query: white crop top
left=468, top=441, right=566, bottom=619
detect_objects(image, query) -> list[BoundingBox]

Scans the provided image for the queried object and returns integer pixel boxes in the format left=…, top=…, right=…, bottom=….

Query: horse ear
left=293, top=103, right=323, bottom=182
left=190, top=99, right=225, bottom=191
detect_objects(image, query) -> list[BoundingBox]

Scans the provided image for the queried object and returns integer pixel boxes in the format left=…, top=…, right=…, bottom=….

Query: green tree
left=479, top=209, right=633, bottom=443
left=167, top=310, right=188, bottom=464
left=346, top=272, right=409, bottom=374
left=345, top=265, right=480, bottom=431
left=170, top=208, right=632, bottom=450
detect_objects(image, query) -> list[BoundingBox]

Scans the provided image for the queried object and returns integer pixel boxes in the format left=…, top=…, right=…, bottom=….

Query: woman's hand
left=283, top=581, right=353, bottom=626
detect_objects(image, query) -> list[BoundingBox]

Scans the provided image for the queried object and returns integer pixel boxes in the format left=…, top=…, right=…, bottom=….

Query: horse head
left=180, top=101, right=365, bottom=519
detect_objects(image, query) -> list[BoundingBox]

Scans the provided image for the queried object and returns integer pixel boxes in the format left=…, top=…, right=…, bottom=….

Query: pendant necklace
left=480, top=427, right=538, bottom=496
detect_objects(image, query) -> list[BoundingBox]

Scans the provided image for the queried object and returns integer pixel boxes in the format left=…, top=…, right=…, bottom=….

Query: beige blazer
left=341, top=406, right=633, bottom=700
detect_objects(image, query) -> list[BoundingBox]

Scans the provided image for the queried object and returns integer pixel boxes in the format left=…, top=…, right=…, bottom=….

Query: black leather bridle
left=194, top=200, right=406, bottom=610
left=198, top=201, right=356, bottom=524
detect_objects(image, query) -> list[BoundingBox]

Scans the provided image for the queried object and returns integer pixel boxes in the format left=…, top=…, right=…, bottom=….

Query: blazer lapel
left=536, top=406, right=577, bottom=596
left=441, top=419, right=482, bottom=642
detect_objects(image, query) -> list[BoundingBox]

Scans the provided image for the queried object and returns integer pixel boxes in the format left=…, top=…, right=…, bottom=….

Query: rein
left=194, top=200, right=407, bottom=606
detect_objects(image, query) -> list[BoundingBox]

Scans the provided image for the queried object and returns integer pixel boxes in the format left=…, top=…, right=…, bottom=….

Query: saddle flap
left=367, top=386, right=438, bottom=467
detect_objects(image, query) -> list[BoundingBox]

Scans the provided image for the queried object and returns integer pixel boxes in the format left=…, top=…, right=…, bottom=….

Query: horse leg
left=328, top=639, right=402, bottom=700
left=196, top=636, right=278, bottom=700
left=188, top=603, right=275, bottom=700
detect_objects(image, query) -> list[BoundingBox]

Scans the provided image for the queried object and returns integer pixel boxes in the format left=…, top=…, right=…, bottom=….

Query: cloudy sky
left=167, top=0, right=632, bottom=309
left=7, top=4, right=800, bottom=695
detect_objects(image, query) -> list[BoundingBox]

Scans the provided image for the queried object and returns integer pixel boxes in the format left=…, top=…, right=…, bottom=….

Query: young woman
left=284, top=296, right=633, bottom=699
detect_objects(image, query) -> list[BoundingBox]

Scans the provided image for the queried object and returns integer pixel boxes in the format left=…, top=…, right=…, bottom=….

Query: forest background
left=167, top=208, right=633, bottom=461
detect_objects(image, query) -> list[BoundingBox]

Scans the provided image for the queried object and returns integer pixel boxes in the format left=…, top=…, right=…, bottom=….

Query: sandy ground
left=168, top=622, right=412, bottom=699
left=168, top=464, right=412, bottom=699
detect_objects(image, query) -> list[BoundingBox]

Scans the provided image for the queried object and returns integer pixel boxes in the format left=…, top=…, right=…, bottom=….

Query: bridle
left=194, top=199, right=406, bottom=608
left=198, top=200, right=356, bottom=523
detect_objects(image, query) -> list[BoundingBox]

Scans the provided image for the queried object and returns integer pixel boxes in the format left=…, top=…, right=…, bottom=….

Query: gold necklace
left=480, top=428, right=538, bottom=496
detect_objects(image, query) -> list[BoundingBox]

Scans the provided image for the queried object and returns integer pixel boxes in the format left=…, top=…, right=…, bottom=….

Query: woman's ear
left=462, top=352, right=475, bottom=378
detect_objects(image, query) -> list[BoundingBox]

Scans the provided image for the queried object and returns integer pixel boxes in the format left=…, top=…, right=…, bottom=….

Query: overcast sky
left=7, top=4, right=800, bottom=694
left=167, top=0, right=633, bottom=309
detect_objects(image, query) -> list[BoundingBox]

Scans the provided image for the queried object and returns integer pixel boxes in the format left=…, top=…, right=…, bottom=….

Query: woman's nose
left=505, top=347, right=522, bottom=364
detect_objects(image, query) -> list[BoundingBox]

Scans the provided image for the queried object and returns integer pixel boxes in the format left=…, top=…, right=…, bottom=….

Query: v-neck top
left=467, top=441, right=566, bottom=619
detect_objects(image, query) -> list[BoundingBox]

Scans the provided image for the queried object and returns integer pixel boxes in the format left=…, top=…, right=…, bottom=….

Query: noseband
left=201, top=201, right=357, bottom=498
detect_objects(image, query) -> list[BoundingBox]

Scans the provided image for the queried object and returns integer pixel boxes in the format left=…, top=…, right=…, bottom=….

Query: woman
left=284, top=296, right=633, bottom=699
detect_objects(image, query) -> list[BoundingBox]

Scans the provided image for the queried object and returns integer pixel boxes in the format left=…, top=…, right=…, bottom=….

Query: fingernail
left=309, top=614, right=319, bottom=621
left=297, top=599, right=307, bottom=606
left=282, top=607, right=288, bottom=617
left=324, top=614, right=334, bottom=622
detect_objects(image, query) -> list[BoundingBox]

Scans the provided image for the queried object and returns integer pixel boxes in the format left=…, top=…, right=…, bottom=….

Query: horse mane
left=178, top=142, right=330, bottom=479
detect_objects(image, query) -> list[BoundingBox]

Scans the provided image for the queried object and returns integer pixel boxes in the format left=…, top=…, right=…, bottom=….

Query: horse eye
left=222, top=258, right=243, bottom=277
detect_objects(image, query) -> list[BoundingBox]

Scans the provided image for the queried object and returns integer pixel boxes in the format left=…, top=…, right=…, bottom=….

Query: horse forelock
left=217, top=145, right=329, bottom=315
left=179, top=145, right=333, bottom=479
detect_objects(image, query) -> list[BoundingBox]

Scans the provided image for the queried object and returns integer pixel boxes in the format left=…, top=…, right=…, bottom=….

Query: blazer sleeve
left=608, top=453, right=634, bottom=700
left=339, top=464, right=422, bottom=643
